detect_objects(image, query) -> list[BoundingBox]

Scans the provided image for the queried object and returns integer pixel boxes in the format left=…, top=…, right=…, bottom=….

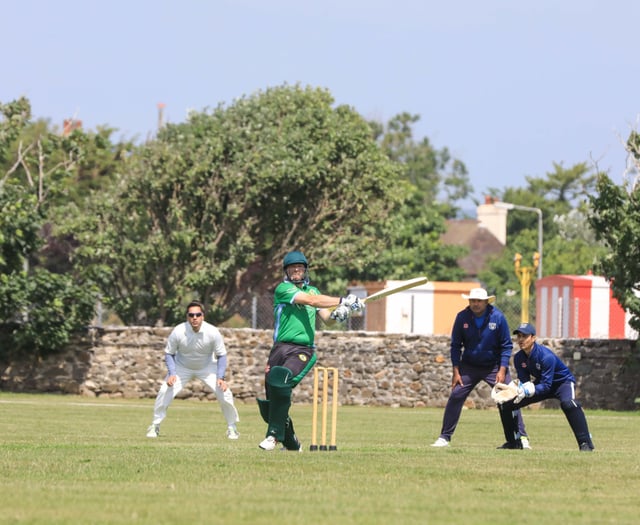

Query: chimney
left=62, top=119, right=82, bottom=136
left=157, top=103, right=166, bottom=130
left=477, top=197, right=508, bottom=245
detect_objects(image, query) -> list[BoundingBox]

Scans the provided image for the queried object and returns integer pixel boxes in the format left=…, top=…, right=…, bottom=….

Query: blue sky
left=3, top=0, right=638, bottom=209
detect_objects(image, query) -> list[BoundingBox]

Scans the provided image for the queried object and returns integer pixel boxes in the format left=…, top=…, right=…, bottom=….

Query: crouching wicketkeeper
left=496, top=323, right=595, bottom=451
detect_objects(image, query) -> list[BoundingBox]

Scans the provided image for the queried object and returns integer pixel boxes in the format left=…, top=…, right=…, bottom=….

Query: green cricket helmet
left=283, top=251, right=308, bottom=269
left=283, top=250, right=309, bottom=284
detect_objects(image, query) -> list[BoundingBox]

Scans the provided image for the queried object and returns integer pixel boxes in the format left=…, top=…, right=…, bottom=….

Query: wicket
left=310, top=366, right=339, bottom=451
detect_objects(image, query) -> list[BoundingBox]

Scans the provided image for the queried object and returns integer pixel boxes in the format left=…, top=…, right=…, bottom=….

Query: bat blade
left=363, top=277, right=428, bottom=304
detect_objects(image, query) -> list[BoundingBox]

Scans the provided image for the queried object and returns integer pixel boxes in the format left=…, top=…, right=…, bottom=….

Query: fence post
left=251, top=295, right=258, bottom=329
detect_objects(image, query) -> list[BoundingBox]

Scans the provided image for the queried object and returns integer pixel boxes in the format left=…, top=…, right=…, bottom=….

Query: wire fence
left=224, top=293, right=534, bottom=334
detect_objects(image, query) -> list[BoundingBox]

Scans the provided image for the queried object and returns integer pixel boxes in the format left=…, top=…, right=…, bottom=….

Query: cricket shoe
left=281, top=435, right=303, bottom=452
left=146, top=424, right=159, bottom=438
left=226, top=426, right=240, bottom=440
left=259, top=436, right=278, bottom=451
left=579, top=442, right=594, bottom=452
left=521, top=436, right=532, bottom=449
left=282, top=431, right=302, bottom=452
left=497, top=441, right=523, bottom=449
left=281, top=444, right=303, bottom=453
left=430, top=437, right=450, bottom=447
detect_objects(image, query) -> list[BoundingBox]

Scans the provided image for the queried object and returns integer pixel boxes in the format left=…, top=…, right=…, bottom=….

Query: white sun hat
left=461, top=287, right=495, bottom=303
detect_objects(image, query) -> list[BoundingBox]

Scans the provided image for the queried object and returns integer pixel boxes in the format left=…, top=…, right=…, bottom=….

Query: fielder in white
left=146, top=301, right=240, bottom=439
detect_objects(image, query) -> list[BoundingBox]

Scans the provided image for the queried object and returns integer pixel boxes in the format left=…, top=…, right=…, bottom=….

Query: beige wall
left=432, top=282, right=479, bottom=336
left=353, top=281, right=478, bottom=335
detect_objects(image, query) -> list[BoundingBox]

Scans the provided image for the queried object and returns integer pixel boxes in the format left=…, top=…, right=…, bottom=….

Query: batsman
left=257, top=250, right=363, bottom=451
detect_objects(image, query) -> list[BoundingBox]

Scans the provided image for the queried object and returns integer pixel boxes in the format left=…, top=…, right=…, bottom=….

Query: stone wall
left=1, top=327, right=639, bottom=410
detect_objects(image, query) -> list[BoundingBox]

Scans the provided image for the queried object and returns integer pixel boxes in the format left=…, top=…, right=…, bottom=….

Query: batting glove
left=514, top=381, right=535, bottom=404
left=330, top=304, right=351, bottom=322
left=340, top=294, right=365, bottom=312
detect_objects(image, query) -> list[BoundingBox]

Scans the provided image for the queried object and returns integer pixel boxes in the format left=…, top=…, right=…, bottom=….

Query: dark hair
left=186, top=301, right=205, bottom=314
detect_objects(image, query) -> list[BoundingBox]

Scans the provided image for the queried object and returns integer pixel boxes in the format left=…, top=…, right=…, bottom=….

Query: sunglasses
left=187, top=312, right=203, bottom=318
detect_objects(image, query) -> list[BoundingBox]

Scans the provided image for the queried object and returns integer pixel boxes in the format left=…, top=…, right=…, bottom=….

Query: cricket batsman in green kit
left=257, top=251, right=364, bottom=451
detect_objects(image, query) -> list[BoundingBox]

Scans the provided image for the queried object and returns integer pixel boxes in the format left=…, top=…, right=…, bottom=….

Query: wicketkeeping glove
left=514, top=381, right=535, bottom=404
left=330, top=304, right=351, bottom=322
left=340, top=294, right=365, bottom=312
left=491, top=381, right=519, bottom=404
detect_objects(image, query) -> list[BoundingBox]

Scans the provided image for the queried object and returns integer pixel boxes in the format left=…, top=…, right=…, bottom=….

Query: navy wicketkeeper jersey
left=514, top=341, right=575, bottom=396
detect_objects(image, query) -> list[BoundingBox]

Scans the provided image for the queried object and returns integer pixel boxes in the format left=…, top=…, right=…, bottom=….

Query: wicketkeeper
left=496, top=322, right=595, bottom=451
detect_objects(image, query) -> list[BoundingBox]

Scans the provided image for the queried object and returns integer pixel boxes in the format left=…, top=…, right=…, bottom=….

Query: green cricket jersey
left=273, top=281, right=321, bottom=347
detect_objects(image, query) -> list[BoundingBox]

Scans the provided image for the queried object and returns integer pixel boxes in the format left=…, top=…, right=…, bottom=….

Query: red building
left=536, top=275, right=636, bottom=339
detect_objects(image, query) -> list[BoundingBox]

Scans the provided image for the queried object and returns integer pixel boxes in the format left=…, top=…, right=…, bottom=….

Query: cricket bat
left=362, top=277, right=429, bottom=304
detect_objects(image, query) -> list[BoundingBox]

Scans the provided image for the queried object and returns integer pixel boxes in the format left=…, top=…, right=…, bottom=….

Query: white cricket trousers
left=151, top=362, right=239, bottom=427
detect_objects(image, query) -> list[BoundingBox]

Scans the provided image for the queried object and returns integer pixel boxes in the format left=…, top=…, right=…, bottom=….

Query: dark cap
left=513, top=322, right=536, bottom=336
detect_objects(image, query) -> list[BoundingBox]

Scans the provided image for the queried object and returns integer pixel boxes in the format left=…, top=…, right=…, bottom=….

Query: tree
left=70, top=85, right=408, bottom=325
left=626, top=130, right=640, bottom=180
left=351, top=187, right=468, bottom=282
left=372, top=112, right=473, bottom=217
left=586, top=127, right=640, bottom=334
left=482, top=162, right=604, bottom=297
left=588, top=171, right=640, bottom=333
left=0, top=98, right=99, bottom=357
left=363, top=113, right=470, bottom=282
left=0, top=97, right=31, bottom=168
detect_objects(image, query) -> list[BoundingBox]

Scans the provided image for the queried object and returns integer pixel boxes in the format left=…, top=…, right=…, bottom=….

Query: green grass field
left=0, top=392, right=638, bottom=525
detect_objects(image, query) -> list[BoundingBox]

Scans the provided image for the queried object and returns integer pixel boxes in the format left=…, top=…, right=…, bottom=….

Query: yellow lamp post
left=514, top=252, right=539, bottom=323
left=495, top=202, right=543, bottom=280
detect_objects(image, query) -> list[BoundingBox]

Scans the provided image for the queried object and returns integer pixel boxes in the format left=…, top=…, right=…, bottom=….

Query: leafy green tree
left=0, top=98, right=99, bottom=357
left=588, top=171, right=640, bottom=333
left=351, top=188, right=467, bottom=282
left=482, top=162, right=604, bottom=296
left=626, top=130, right=640, bottom=175
left=372, top=112, right=473, bottom=217
left=365, top=112, right=470, bottom=282
left=0, top=97, right=31, bottom=166
left=0, top=185, right=40, bottom=274
left=71, top=85, right=407, bottom=325
left=0, top=268, right=96, bottom=357
left=490, top=162, right=596, bottom=238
